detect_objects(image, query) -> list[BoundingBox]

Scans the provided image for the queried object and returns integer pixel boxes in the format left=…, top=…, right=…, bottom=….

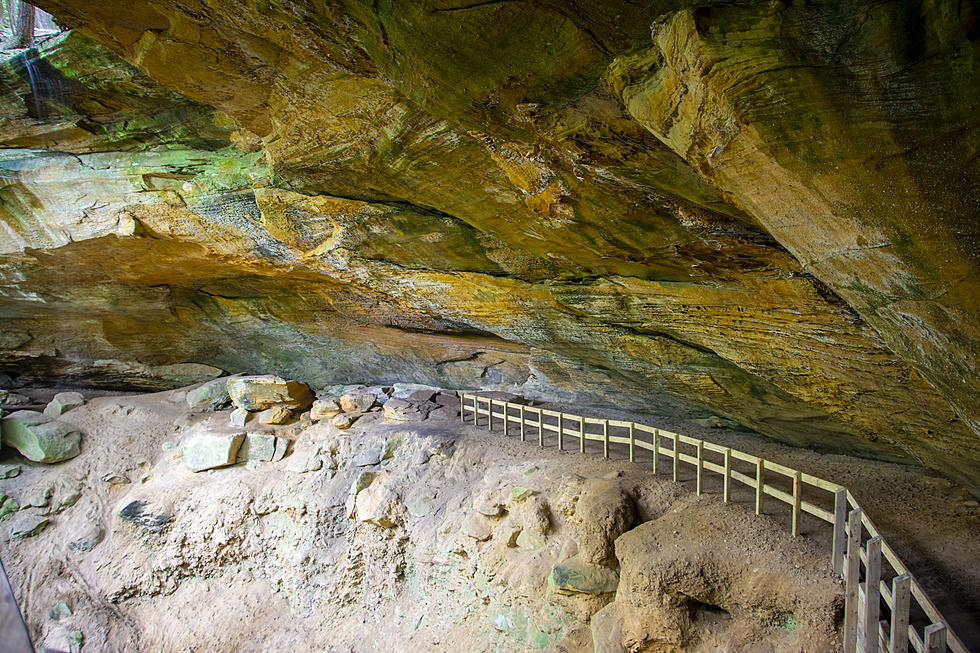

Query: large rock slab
left=227, top=376, right=314, bottom=411
left=43, top=391, right=85, bottom=417
left=186, top=379, right=231, bottom=411
left=0, top=411, right=82, bottom=463
left=182, top=425, right=246, bottom=472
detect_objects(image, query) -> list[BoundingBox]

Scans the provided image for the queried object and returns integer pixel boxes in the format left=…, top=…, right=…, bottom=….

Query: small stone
left=236, top=434, right=277, bottom=462
left=227, top=375, right=314, bottom=411
left=474, top=493, right=505, bottom=518
left=0, top=496, right=20, bottom=519
left=257, top=406, right=292, bottom=425
left=1, top=411, right=81, bottom=463
left=310, top=399, right=342, bottom=421
left=9, top=514, right=49, bottom=539
left=332, top=412, right=359, bottom=429
left=345, top=471, right=376, bottom=519
left=229, top=407, right=250, bottom=427
left=43, top=392, right=85, bottom=418
left=353, top=445, right=382, bottom=467
left=461, top=513, right=493, bottom=541
left=516, top=529, right=546, bottom=551
left=40, top=625, right=83, bottom=653
left=58, top=492, right=81, bottom=510
left=101, top=472, right=130, bottom=486
left=186, top=380, right=231, bottom=411
left=21, top=486, right=53, bottom=509
left=340, top=392, right=376, bottom=413
left=118, top=500, right=172, bottom=533
left=49, top=602, right=73, bottom=621
left=0, top=465, right=21, bottom=479
left=510, top=486, right=535, bottom=502
left=67, top=522, right=103, bottom=552
left=547, top=557, right=619, bottom=595
left=182, top=425, right=246, bottom=472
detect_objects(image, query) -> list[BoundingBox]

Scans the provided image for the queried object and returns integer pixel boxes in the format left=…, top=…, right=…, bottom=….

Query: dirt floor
left=0, top=383, right=977, bottom=652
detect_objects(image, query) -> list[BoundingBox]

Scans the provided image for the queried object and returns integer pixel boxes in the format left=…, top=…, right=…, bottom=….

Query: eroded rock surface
left=0, top=1, right=977, bottom=495
left=0, top=384, right=851, bottom=652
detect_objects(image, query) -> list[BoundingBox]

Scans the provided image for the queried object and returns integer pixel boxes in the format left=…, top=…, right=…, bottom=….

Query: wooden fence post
left=629, top=423, right=635, bottom=463
left=580, top=417, right=586, bottom=454
left=696, top=441, right=704, bottom=495
left=603, top=420, right=610, bottom=459
left=672, top=432, right=680, bottom=482
left=755, top=460, right=765, bottom=515
left=833, top=489, right=847, bottom=575
left=520, top=405, right=526, bottom=442
left=488, top=399, right=493, bottom=431
left=538, top=409, right=544, bottom=448
left=459, top=394, right=464, bottom=423
left=473, top=396, right=478, bottom=426
left=924, top=623, right=947, bottom=653
left=791, top=471, right=802, bottom=537
left=652, top=428, right=659, bottom=474
left=558, top=413, right=564, bottom=450
left=863, top=536, right=883, bottom=653
left=723, top=448, right=731, bottom=503
left=843, top=509, right=863, bottom=653
left=890, top=574, right=911, bottom=653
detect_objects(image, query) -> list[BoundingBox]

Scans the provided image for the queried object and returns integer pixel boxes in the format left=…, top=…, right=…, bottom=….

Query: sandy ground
left=0, top=384, right=977, bottom=651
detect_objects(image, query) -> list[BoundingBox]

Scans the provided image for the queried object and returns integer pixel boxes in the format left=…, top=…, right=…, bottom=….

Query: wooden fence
left=460, top=394, right=969, bottom=653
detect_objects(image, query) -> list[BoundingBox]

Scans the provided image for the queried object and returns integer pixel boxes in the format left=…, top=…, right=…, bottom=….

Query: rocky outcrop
left=0, top=383, right=847, bottom=651
left=1, top=2, right=978, bottom=493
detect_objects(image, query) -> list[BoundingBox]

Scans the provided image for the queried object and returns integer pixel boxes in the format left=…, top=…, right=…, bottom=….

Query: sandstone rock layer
left=1, top=1, right=978, bottom=493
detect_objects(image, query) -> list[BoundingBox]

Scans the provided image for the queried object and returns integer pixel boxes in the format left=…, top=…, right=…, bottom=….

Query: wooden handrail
left=460, top=393, right=969, bottom=653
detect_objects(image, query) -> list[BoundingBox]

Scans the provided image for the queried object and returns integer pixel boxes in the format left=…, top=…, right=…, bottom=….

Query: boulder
left=548, top=557, right=619, bottom=595
left=257, top=406, right=292, bottom=425
left=310, top=399, right=342, bottom=421
left=1, top=411, right=82, bottom=463
left=186, top=380, right=231, bottom=411
left=181, top=425, right=246, bottom=472
left=236, top=434, right=277, bottom=462
left=3, top=393, right=31, bottom=406
left=391, top=383, right=442, bottom=400
left=332, top=413, right=359, bottom=429
left=354, top=473, right=401, bottom=528
left=43, top=391, right=85, bottom=418
left=339, top=392, right=376, bottom=413
left=383, top=398, right=427, bottom=422
left=226, top=375, right=314, bottom=411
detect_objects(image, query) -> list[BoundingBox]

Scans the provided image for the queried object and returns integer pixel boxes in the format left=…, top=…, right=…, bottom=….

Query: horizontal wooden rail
left=460, top=394, right=968, bottom=653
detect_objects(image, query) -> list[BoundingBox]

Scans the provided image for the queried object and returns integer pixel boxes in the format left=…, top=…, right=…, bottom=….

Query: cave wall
left=2, top=1, right=978, bottom=493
